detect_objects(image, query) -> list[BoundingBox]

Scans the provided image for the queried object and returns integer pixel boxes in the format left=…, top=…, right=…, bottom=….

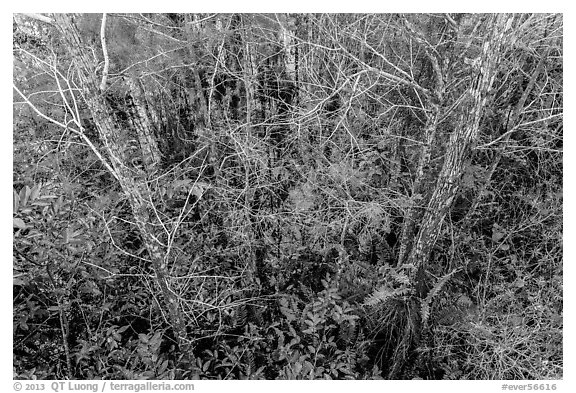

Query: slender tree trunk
left=125, top=75, right=162, bottom=171
left=397, top=108, right=441, bottom=266
left=239, top=14, right=266, bottom=286
left=406, top=14, right=515, bottom=274
left=240, top=14, right=258, bottom=128
left=185, top=14, right=220, bottom=180
left=53, top=13, right=192, bottom=359
left=279, top=13, right=297, bottom=84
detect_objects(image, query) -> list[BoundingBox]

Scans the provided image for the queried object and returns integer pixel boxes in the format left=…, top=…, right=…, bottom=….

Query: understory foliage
left=13, top=13, right=562, bottom=380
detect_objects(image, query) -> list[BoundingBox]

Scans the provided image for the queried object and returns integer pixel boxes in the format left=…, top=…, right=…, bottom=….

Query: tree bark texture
left=406, top=14, right=515, bottom=273
left=125, top=75, right=162, bottom=172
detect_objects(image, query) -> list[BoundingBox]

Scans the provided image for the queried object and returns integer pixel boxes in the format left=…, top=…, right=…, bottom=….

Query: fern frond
left=243, top=350, right=255, bottom=375
left=420, top=267, right=461, bottom=327
left=364, top=285, right=412, bottom=306
left=390, top=266, right=413, bottom=285
left=234, top=304, right=248, bottom=328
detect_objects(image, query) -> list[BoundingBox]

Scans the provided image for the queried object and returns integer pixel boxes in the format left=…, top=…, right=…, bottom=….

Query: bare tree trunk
left=397, top=108, right=440, bottom=266
left=407, top=14, right=515, bottom=274
left=240, top=14, right=258, bottom=128
left=378, top=14, right=515, bottom=378
left=185, top=14, right=220, bottom=180
left=279, top=13, right=297, bottom=83
left=53, top=13, right=191, bottom=359
left=239, top=14, right=265, bottom=286
left=125, top=75, right=162, bottom=172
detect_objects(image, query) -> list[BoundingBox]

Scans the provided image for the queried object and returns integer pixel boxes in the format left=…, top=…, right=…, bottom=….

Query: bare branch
left=21, top=13, right=54, bottom=24
left=99, top=13, right=109, bottom=92
left=13, top=83, right=120, bottom=182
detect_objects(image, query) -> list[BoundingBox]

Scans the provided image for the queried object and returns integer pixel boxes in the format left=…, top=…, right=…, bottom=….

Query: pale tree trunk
left=397, top=109, right=441, bottom=266
left=186, top=14, right=210, bottom=127
left=407, top=14, right=515, bottom=275
left=277, top=13, right=298, bottom=132
left=396, top=14, right=447, bottom=267
left=383, top=14, right=515, bottom=378
left=53, top=14, right=192, bottom=360
left=185, top=14, right=220, bottom=180
left=295, top=14, right=313, bottom=111
left=207, top=14, right=227, bottom=124
left=278, top=13, right=297, bottom=84
left=240, top=14, right=259, bottom=128
left=125, top=75, right=162, bottom=172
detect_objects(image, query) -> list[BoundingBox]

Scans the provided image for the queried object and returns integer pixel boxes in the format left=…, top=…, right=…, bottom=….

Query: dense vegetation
left=13, top=13, right=562, bottom=380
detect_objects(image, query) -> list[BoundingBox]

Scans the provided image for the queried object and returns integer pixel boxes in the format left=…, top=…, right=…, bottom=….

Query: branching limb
left=13, top=83, right=120, bottom=182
